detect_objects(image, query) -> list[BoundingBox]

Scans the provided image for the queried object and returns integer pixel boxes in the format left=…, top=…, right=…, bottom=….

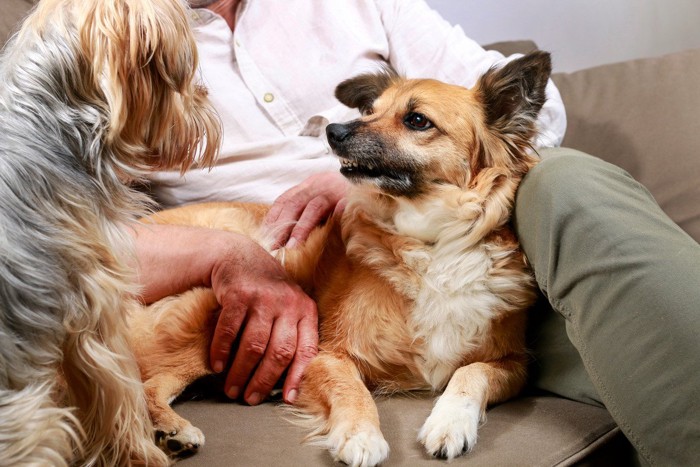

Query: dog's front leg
left=417, top=358, right=526, bottom=459
left=145, top=373, right=206, bottom=458
left=295, top=352, right=389, bottom=467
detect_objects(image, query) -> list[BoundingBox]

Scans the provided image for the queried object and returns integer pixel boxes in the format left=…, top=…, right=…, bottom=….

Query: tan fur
left=132, top=53, right=551, bottom=464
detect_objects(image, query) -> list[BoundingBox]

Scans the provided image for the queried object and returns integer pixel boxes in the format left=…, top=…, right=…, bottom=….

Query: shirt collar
left=189, top=1, right=246, bottom=27
left=189, top=8, right=217, bottom=26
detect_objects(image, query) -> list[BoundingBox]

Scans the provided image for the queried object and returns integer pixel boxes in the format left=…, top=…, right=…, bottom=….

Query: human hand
left=264, top=171, right=349, bottom=249
left=209, top=234, right=318, bottom=405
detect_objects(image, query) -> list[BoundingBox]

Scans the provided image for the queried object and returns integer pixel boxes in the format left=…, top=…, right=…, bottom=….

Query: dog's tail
left=0, top=382, right=80, bottom=467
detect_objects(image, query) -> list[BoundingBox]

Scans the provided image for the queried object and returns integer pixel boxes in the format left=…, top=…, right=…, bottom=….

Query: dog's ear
left=335, top=65, right=399, bottom=114
left=475, top=51, right=552, bottom=142
left=77, top=0, right=219, bottom=172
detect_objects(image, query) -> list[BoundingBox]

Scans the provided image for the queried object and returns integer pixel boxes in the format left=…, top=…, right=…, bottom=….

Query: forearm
left=128, top=222, right=233, bottom=304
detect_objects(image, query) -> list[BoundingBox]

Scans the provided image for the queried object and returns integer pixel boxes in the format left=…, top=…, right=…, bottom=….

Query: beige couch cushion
left=176, top=393, right=631, bottom=466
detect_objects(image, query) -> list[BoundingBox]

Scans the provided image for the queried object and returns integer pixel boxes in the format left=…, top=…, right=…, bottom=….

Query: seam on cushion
left=562, top=306, right=654, bottom=466
left=553, top=426, right=622, bottom=467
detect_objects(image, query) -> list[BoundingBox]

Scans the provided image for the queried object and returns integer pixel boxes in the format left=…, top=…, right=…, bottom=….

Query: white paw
left=417, top=394, right=482, bottom=460
left=327, top=423, right=390, bottom=467
left=155, top=423, right=205, bottom=458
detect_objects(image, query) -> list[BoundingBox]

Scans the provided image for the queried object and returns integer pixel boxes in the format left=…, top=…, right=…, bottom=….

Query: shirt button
left=263, top=93, right=274, bottom=103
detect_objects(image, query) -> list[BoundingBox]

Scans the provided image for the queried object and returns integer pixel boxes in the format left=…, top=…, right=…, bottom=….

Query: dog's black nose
left=326, top=123, right=353, bottom=147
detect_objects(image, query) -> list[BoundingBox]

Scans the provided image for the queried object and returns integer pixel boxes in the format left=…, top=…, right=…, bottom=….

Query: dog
left=133, top=51, right=550, bottom=465
left=0, top=0, right=220, bottom=465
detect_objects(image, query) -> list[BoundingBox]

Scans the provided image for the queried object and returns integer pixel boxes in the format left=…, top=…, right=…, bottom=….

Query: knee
left=513, top=148, right=647, bottom=263
left=516, top=148, right=635, bottom=216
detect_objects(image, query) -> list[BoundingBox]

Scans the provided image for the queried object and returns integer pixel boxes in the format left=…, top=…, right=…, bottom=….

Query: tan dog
left=133, top=51, right=551, bottom=465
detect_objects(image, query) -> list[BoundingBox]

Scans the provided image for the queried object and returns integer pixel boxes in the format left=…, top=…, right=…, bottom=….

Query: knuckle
left=300, top=297, right=318, bottom=313
left=255, top=372, right=279, bottom=390
left=296, top=344, right=319, bottom=362
left=242, top=339, right=267, bottom=359
left=276, top=190, right=295, bottom=203
left=307, top=196, right=327, bottom=210
left=270, top=343, right=295, bottom=365
left=215, top=323, right=239, bottom=343
left=283, top=195, right=304, bottom=210
left=235, top=281, right=257, bottom=298
left=292, top=295, right=315, bottom=313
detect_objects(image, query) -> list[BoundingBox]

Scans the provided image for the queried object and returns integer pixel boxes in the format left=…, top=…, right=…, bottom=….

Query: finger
left=243, top=317, right=298, bottom=405
left=263, top=195, right=289, bottom=227
left=287, top=196, right=334, bottom=248
left=282, top=306, right=319, bottom=404
left=333, top=197, right=348, bottom=217
left=264, top=195, right=306, bottom=249
left=209, top=302, right=247, bottom=374
left=223, top=315, right=272, bottom=400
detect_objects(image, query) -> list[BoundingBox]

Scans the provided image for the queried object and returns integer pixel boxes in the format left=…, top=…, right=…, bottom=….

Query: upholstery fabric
left=0, top=0, right=35, bottom=46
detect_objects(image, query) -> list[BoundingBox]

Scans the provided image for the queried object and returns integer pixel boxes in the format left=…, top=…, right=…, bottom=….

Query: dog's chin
left=339, top=157, right=418, bottom=197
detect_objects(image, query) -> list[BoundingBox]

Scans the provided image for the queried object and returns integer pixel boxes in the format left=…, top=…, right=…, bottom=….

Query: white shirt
left=150, top=0, right=566, bottom=206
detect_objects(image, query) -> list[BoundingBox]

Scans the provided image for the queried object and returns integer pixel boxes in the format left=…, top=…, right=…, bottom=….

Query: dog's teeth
left=340, top=158, right=374, bottom=171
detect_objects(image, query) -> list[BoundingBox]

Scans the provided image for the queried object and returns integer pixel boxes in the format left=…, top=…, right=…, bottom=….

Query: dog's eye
left=404, top=112, right=433, bottom=131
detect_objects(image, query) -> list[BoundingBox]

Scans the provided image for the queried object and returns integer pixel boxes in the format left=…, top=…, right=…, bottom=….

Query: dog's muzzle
left=326, top=122, right=359, bottom=150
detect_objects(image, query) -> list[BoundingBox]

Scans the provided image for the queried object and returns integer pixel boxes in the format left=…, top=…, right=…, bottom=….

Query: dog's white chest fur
left=393, top=198, right=506, bottom=390
left=412, top=246, right=499, bottom=389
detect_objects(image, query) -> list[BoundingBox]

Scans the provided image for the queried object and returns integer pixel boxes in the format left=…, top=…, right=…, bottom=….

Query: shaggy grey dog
left=0, top=0, right=220, bottom=464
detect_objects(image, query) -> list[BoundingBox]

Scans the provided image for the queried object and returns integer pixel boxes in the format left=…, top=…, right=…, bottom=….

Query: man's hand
left=131, top=222, right=318, bottom=405
left=209, top=235, right=318, bottom=405
left=264, top=171, right=349, bottom=249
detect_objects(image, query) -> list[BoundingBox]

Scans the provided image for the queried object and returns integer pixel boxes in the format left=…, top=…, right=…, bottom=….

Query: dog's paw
left=326, top=423, right=390, bottom=467
left=417, top=394, right=482, bottom=460
left=155, top=423, right=205, bottom=458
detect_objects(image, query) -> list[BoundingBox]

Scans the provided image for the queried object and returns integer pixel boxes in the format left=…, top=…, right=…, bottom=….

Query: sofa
left=3, top=1, right=699, bottom=465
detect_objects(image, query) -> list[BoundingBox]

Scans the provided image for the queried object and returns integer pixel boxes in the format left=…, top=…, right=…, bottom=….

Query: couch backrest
left=487, top=41, right=700, bottom=244
left=553, top=50, right=700, bottom=243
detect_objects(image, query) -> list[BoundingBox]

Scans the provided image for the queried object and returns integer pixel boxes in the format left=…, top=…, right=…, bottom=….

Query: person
left=131, top=1, right=700, bottom=466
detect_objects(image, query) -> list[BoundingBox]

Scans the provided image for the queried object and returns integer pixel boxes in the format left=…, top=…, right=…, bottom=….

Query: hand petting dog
left=264, top=171, right=350, bottom=250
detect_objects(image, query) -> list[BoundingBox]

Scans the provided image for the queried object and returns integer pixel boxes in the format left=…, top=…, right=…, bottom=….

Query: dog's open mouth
left=339, top=157, right=403, bottom=181
left=338, top=155, right=419, bottom=196
left=340, top=157, right=381, bottom=177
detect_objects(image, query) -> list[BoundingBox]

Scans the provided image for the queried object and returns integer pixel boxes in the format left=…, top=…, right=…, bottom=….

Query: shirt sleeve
left=372, top=0, right=566, bottom=148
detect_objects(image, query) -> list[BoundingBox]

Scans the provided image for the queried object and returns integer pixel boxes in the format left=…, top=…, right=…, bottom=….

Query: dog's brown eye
left=404, top=112, right=432, bottom=131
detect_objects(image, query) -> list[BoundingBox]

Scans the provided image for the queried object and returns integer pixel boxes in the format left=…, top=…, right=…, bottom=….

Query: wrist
left=130, top=222, right=246, bottom=304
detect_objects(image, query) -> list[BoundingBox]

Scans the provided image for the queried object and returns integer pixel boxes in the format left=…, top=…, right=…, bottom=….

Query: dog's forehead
left=376, top=79, right=474, bottom=113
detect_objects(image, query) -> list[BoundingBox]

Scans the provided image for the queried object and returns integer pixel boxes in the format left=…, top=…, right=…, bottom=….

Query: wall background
left=425, top=0, right=700, bottom=72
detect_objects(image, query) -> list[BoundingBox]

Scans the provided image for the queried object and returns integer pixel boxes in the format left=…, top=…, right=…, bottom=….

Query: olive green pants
left=515, top=148, right=700, bottom=467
